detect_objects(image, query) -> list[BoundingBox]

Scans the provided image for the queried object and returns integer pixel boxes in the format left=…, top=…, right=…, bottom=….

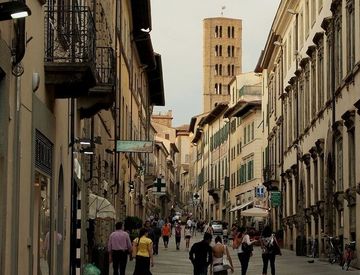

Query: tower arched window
left=227, top=64, right=231, bottom=75
left=232, top=65, right=235, bottom=76
left=232, top=46, right=235, bottom=57
left=215, top=84, right=218, bottom=93
left=215, top=64, right=218, bottom=75
left=232, top=27, right=235, bottom=38
left=215, top=26, right=218, bottom=38
left=219, top=26, right=222, bottom=37
left=215, top=45, right=218, bottom=56
left=219, top=45, right=222, bottom=56
left=228, top=26, right=231, bottom=38
left=227, top=46, right=231, bottom=57
left=219, top=64, right=222, bottom=76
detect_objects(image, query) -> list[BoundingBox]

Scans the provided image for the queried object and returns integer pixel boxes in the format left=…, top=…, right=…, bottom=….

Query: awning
left=229, top=200, right=253, bottom=212
left=88, top=193, right=116, bottom=219
left=240, top=207, right=268, bottom=217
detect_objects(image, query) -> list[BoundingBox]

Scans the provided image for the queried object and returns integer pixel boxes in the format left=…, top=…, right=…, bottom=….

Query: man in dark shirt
left=189, top=232, right=213, bottom=275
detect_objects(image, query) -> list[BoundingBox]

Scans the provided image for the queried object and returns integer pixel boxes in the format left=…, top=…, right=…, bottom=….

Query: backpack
left=175, top=225, right=181, bottom=236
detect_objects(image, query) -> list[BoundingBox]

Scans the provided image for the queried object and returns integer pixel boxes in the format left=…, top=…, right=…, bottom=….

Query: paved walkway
left=108, top=230, right=360, bottom=275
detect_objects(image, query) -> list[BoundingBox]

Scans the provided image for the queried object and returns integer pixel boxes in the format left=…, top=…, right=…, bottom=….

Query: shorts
left=185, top=235, right=191, bottom=239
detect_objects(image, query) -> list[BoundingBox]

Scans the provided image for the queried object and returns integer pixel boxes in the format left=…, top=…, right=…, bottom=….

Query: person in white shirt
left=233, top=227, right=256, bottom=275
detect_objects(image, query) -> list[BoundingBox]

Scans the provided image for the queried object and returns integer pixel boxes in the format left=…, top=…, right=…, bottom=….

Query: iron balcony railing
left=263, top=164, right=277, bottom=182
left=44, top=6, right=96, bottom=63
left=95, top=46, right=115, bottom=85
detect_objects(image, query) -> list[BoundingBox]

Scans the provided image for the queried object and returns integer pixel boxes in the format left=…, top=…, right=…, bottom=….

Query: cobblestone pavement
left=108, top=230, right=360, bottom=275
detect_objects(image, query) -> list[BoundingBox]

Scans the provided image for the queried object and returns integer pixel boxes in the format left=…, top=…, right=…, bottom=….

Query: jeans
left=238, top=252, right=251, bottom=275
left=262, top=253, right=276, bottom=275
left=112, top=250, right=128, bottom=275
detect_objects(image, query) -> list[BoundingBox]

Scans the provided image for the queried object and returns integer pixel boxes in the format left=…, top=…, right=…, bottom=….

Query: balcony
left=44, top=6, right=96, bottom=97
left=208, top=180, right=220, bottom=203
left=262, top=164, right=279, bottom=191
left=79, top=46, right=115, bottom=118
left=44, top=6, right=115, bottom=117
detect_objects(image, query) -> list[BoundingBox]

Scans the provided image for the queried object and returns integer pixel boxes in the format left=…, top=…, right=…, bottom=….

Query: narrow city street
left=108, top=230, right=360, bottom=275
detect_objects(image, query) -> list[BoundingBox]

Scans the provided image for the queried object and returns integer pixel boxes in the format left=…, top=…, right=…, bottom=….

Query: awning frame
left=229, top=200, right=253, bottom=212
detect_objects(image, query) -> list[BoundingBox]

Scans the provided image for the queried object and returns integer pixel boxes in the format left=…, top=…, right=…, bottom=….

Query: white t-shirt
left=187, top=219, right=192, bottom=227
left=236, top=234, right=251, bottom=253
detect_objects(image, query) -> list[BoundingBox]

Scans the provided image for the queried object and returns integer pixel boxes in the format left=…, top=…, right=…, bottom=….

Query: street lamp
left=0, top=1, right=31, bottom=21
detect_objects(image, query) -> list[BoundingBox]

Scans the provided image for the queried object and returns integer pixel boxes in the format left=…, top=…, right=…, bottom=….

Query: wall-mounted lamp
left=80, top=147, right=94, bottom=155
left=0, top=1, right=31, bottom=21
left=75, top=136, right=102, bottom=146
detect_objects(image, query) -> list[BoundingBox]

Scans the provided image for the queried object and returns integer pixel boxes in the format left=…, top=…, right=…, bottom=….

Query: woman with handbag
left=260, top=225, right=281, bottom=275
left=234, top=227, right=255, bottom=275
left=211, top=236, right=234, bottom=274
left=132, top=228, right=154, bottom=275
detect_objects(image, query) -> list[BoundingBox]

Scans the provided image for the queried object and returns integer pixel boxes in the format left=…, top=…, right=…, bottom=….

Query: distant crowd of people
left=107, top=216, right=281, bottom=275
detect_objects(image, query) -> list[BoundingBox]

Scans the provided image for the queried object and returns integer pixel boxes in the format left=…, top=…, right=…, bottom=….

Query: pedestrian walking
left=192, top=219, right=197, bottom=236
left=211, top=236, right=234, bottom=275
left=184, top=225, right=192, bottom=249
left=189, top=232, right=213, bottom=275
left=233, top=227, right=255, bottom=275
left=260, top=225, right=281, bottom=275
left=229, top=224, right=237, bottom=247
left=107, top=222, right=132, bottom=275
left=161, top=220, right=171, bottom=248
left=175, top=221, right=182, bottom=250
left=132, top=228, right=154, bottom=275
left=152, top=221, right=161, bottom=255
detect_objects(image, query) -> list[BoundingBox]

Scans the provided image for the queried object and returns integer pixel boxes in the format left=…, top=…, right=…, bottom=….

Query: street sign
left=270, top=191, right=281, bottom=207
left=116, top=140, right=153, bottom=153
left=152, top=177, right=166, bottom=195
left=255, top=186, right=265, bottom=198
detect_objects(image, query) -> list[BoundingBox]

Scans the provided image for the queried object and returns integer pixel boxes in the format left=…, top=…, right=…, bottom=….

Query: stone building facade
left=256, top=0, right=360, bottom=267
left=0, top=0, right=165, bottom=274
left=203, top=17, right=242, bottom=113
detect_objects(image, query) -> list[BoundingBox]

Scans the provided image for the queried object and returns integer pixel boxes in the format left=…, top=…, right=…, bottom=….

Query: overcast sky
left=151, top=0, right=281, bottom=127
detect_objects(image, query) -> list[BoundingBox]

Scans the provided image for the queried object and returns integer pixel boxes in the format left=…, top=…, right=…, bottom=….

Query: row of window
left=269, top=0, right=358, bottom=150
left=214, top=83, right=231, bottom=95
left=215, top=25, right=235, bottom=38
left=210, top=124, right=229, bottom=151
left=230, top=159, right=254, bottom=189
left=214, top=64, right=235, bottom=76
left=214, top=45, right=235, bottom=57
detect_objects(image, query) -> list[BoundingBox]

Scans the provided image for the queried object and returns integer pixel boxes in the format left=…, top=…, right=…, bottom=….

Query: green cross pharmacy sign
left=270, top=191, right=281, bottom=207
left=152, top=177, right=166, bottom=195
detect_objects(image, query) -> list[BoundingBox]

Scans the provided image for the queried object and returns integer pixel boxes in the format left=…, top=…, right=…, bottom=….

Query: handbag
left=242, top=242, right=253, bottom=254
left=222, top=255, right=231, bottom=270
left=222, top=245, right=231, bottom=270
left=267, top=235, right=281, bottom=255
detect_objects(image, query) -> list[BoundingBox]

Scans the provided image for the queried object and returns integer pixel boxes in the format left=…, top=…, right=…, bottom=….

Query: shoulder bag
left=222, top=245, right=232, bottom=270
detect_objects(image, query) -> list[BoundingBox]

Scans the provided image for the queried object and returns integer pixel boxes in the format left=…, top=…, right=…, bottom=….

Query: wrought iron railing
left=95, top=46, right=115, bottom=85
left=263, top=164, right=277, bottom=182
left=44, top=6, right=96, bottom=63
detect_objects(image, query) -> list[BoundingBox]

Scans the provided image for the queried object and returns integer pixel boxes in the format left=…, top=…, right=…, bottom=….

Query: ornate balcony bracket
left=332, top=120, right=343, bottom=137
left=354, top=99, right=360, bottom=116
left=315, top=138, right=324, bottom=156
left=316, top=200, right=325, bottom=217
left=333, top=191, right=344, bottom=211
left=301, top=153, right=311, bottom=167
left=344, top=187, right=357, bottom=207
left=341, top=110, right=355, bottom=131
left=309, top=146, right=318, bottom=160
left=290, top=165, right=297, bottom=177
left=310, top=205, right=319, bottom=218
left=304, top=208, right=312, bottom=223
